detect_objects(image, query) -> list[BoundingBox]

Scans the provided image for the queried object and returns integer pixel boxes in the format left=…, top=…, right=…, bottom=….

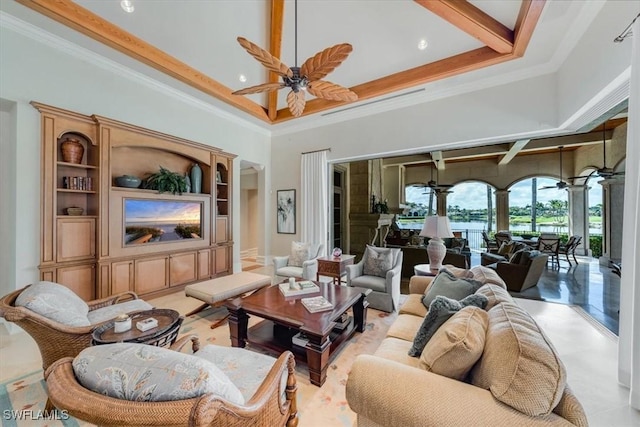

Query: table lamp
left=419, top=215, right=454, bottom=273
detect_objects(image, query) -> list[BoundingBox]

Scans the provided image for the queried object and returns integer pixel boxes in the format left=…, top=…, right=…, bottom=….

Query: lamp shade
left=419, top=215, right=454, bottom=239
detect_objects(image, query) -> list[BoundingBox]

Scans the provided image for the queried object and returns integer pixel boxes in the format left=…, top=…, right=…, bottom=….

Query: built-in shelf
left=57, top=189, right=97, bottom=194
left=56, top=215, right=99, bottom=219
left=57, top=161, right=97, bottom=169
left=111, top=187, right=212, bottom=197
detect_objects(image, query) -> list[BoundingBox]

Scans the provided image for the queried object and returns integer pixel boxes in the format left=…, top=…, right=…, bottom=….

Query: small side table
left=317, top=255, right=356, bottom=285
left=414, top=263, right=438, bottom=276
left=92, top=309, right=183, bottom=347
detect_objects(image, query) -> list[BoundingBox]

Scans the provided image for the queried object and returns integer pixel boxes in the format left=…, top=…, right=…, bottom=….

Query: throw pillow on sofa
left=470, top=301, right=567, bottom=416
left=497, top=241, right=515, bottom=256
left=408, top=294, right=488, bottom=357
left=422, top=270, right=484, bottom=309
left=420, top=306, right=489, bottom=380
left=288, top=241, right=310, bottom=267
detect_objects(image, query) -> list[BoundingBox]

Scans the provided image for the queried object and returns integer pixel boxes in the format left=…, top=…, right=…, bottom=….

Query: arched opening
left=508, top=177, right=569, bottom=235
left=446, top=181, right=496, bottom=250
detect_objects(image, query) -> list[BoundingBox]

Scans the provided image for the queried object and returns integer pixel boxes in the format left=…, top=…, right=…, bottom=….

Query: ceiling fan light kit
left=232, top=0, right=357, bottom=118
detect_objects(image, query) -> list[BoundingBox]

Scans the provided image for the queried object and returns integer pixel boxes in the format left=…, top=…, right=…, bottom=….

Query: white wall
left=0, top=24, right=271, bottom=289
left=0, top=100, right=17, bottom=306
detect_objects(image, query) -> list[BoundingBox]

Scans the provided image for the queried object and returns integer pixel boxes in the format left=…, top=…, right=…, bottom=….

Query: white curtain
left=618, top=18, right=640, bottom=410
left=301, top=150, right=328, bottom=254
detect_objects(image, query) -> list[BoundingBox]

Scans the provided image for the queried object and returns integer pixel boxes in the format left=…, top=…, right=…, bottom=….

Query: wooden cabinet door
left=216, top=217, right=228, bottom=243
left=56, top=218, right=95, bottom=262
left=169, top=252, right=197, bottom=287
left=111, top=260, right=133, bottom=294
left=56, top=263, right=95, bottom=301
left=215, top=246, right=229, bottom=274
left=197, top=249, right=212, bottom=279
left=134, top=256, right=168, bottom=294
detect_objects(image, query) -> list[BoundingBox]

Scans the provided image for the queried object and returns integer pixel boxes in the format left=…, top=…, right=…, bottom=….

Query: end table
left=316, top=255, right=356, bottom=285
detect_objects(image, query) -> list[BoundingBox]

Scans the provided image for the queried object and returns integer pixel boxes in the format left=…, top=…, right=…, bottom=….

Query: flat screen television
left=123, top=199, right=203, bottom=246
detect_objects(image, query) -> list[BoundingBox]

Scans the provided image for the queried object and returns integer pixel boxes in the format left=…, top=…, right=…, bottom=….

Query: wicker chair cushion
left=15, top=281, right=90, bottom=327
left=72, top=343, right=245, bottom=404
left=288, top=241, right=311, bottom=267
left=87, top=299, right=154, bottom=325
left=196, top=345, right=287, bottom=404
left=419, top=306, right=488, bottom=380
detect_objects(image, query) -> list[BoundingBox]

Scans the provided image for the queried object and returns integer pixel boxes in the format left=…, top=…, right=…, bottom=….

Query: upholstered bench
left=185, top=271, right=271, bottom=327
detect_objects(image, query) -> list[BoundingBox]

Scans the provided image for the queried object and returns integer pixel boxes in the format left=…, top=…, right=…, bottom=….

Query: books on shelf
left=278, top=280, right=320, bottom=297
left=292, top=332, right=309, bottom=347
left=301, top=295, right=334, bottom=313
left=333, top=313, right=352, bottom=331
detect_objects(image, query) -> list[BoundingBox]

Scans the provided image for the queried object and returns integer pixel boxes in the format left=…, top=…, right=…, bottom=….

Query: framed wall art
left=277, top=189, right=296, bottom=234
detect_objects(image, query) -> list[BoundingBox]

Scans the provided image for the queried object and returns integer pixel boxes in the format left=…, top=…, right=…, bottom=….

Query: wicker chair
left=44, top=336, right=299, bottom=427
left=0, top=285, right=151, bottom=409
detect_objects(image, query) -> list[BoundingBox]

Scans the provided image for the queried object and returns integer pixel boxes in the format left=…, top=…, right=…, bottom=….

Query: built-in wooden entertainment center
left=34, top=102, right=235, bottom=300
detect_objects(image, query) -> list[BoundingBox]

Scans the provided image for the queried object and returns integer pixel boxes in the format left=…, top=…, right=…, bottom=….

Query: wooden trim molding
left=18, top=0, right=545, bottom=125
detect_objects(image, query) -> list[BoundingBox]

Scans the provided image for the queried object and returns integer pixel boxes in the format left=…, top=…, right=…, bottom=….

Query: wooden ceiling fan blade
left=237, top=37, right=292, bottom=78
left=307, top=80, right=357, bottom=102
left=286, top=90, right=306, bottom=117
left=300, top=43, right=353, bottom=81
left=232, top=82, right=284, bottom=95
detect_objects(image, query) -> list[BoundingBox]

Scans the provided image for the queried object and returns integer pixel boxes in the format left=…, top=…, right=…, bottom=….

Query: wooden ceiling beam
left=16, top=0, right=270, bottom=123
left=498, top=139, right=530, bottom=165
left=267, top=0, right=285, bottom=121
left=513, top=0, right=546, bottom=57
left=414, top=0, right=514, bottom=54
left=274, top=47, right=511, bottom=122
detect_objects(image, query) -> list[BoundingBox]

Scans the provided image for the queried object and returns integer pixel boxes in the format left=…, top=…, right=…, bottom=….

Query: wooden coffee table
left=225, top=282, right=371, bottom=386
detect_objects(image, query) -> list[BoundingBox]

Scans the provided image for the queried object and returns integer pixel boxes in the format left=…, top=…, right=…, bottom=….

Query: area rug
left=0, top=302, right=399, bottom=427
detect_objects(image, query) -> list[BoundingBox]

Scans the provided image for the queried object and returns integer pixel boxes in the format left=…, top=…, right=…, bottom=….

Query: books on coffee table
left=301, top=295, right=334, bottom=313
left=278, top=280, right=320, bottom=297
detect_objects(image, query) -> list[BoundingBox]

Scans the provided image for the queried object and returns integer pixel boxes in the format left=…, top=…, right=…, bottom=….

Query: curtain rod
left=614, top=13, right=640, bottom=43
left=301, top=148, right=331, bottom=155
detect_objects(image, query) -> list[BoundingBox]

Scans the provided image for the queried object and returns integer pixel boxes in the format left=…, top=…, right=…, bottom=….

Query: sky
left=125, top=199, right=201, bottom=223
left=406, top=178, right=603, bottom=210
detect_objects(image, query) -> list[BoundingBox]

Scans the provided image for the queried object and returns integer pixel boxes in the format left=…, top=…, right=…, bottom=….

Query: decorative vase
left=332, top=247, right=342, bottom=257
left=184, top=173, right=191, bottom=193
left=60, top=137, right=84, bottom=164
left=190, top=163, right=202, bottom=193
left=115, top=175, right=141, bottom=188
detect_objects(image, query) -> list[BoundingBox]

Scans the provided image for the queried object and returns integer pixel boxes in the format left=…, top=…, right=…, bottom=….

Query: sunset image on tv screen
left=124, top=199, right=202, bottom=245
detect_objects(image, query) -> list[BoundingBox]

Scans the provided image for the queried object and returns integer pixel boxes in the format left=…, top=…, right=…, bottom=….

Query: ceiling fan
left=412, top=160, right=454, bottom=192
left=539, top=146, right=569, bottom=190
left=232, top=0, right=357, bottom=117
left=569, top=124, right=625, bottom=180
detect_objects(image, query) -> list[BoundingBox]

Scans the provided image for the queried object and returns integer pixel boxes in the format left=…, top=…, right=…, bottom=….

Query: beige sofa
left=346, top=265, right=588, bottom=427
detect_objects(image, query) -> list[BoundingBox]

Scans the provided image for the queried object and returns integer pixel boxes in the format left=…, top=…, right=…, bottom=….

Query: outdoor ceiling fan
left=412, top=160, right=454, bottom=192
left=232, top=0, right=357, bottom=117
left=569, top=124, right=625, bottom=181
left=539, top=146, right=569, bottom=190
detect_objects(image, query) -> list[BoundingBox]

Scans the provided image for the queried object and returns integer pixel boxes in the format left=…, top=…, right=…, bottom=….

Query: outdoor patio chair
left=537, top=237, right=560, bottom=269
left=558, top=235, right=582, bottom=266
left=482, top=230, right=499, bottom=253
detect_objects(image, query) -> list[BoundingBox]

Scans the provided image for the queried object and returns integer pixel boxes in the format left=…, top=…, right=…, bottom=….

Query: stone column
left=567, top=184, right=590, bottom=255
left=599, top=178, right=625, bottom=265
left=436, top=190, right=451, bottom=217
left=495, top=189, right=510, bottom=232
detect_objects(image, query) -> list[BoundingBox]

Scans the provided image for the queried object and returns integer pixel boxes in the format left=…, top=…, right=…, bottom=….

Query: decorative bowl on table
left=115, top=175, right=142, bottom=188
left=65, top=207, right=84, bottom=216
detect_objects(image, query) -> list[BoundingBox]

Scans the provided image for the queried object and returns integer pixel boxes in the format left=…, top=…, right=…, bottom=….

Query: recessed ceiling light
left=238, top=74, right=247, bottom=83
left=418, top=39, right=428, bottom=50
left=120, top=0, right=134, bottom=13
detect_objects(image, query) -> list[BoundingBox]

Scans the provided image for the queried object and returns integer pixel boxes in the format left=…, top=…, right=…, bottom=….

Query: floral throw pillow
left=362, top=245, right=394, bottom=278
left=288, top=241, right=311, bottom=267
left=73, top=343, right=245, bottom=404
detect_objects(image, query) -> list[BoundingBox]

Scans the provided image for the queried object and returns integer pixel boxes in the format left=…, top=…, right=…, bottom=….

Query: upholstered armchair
left=486, top=251, right=549, bottom=292
left=346, top=246, right=403, bottom=313
left=273, top=241, right=324, bottom=280
left=45, top=339, right=298, bottom=427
